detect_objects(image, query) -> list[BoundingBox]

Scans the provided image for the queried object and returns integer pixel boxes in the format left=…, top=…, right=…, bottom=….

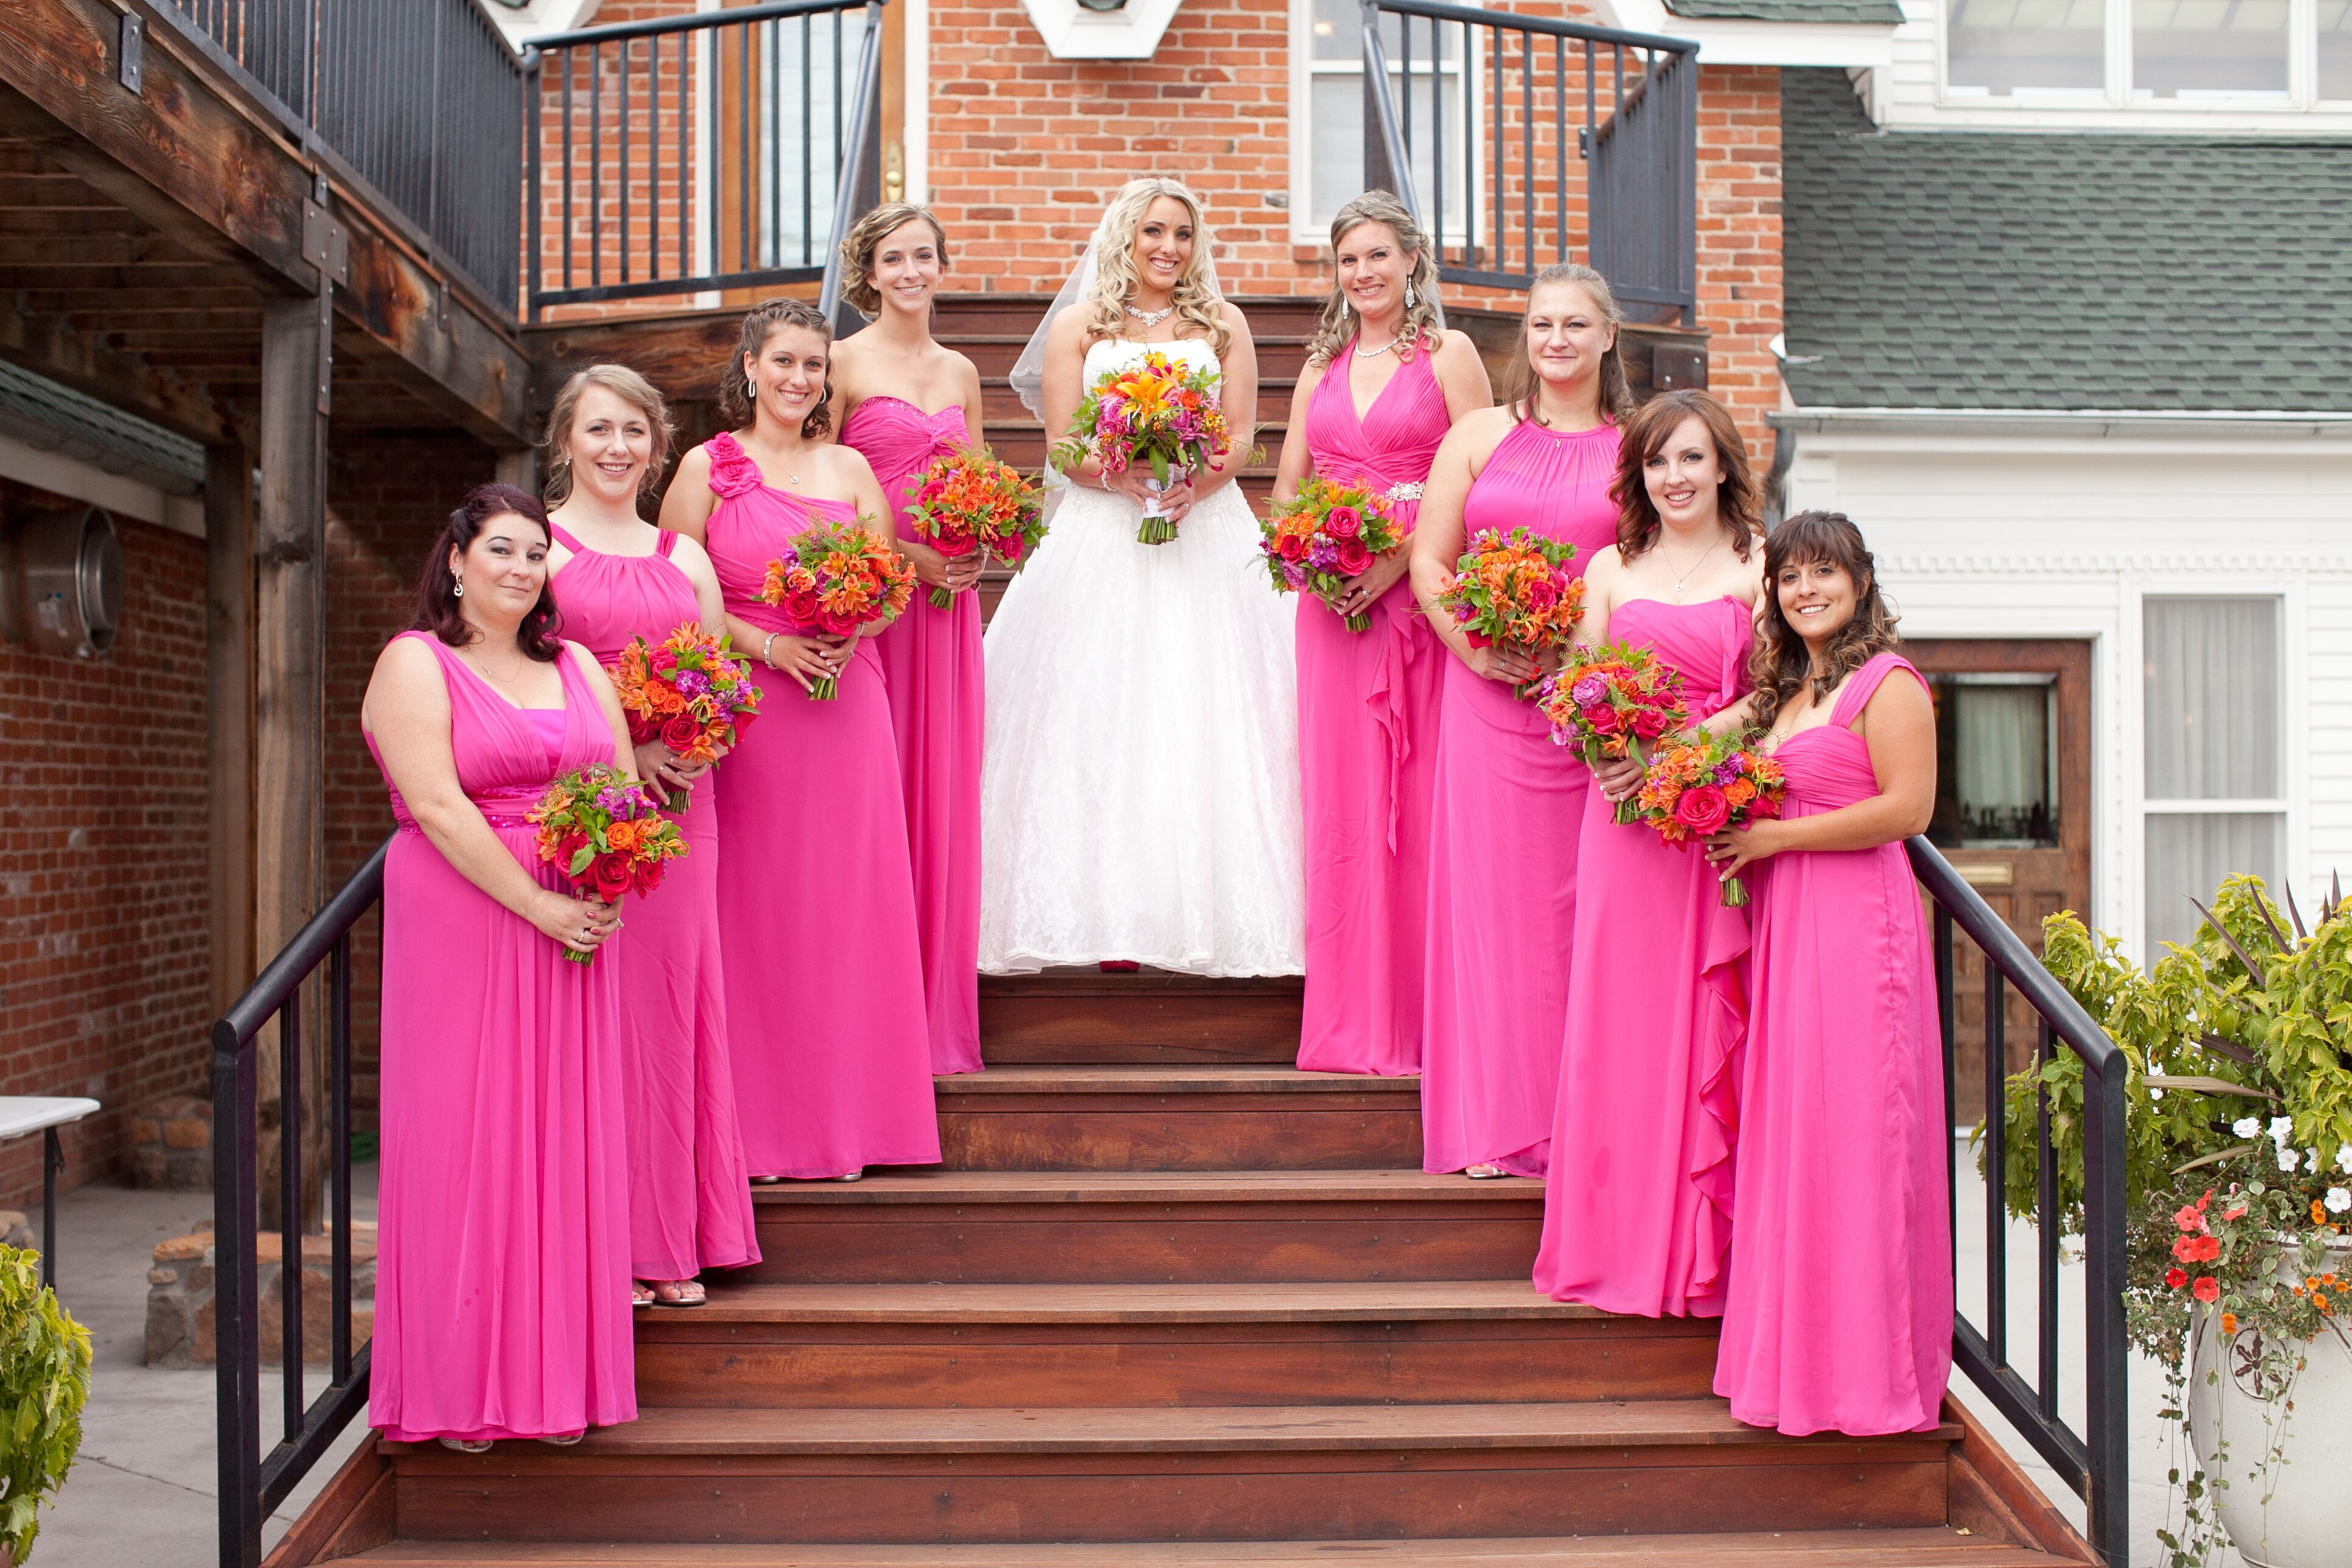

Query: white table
left=0, top=1097, right=100, bottom=1287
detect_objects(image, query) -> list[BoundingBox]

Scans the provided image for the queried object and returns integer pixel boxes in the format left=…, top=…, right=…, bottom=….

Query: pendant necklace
left=1126, top=303, right=1174, bottom=328
left=1658, top=534, right=1722, bottom=598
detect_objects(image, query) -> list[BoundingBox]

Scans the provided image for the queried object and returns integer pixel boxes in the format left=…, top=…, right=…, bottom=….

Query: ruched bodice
left=1768, top=653, right=1919, bottom=814
left=1460, top=418, right=1621, bottom=559
left=1605, top=596, right=1755, bottom=718
left=372, top=633, right=614, bottom=832
left=1301, top=344, right=1448, bottom=532
left=549, top=525, right=700, bottom=665
left=701, top=430, right=862, bottom=640
left=841, top=396, right=967, bottom=528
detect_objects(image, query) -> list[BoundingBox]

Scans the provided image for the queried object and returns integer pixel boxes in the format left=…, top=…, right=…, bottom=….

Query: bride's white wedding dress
left=978, top=336, right=1305, bottom=975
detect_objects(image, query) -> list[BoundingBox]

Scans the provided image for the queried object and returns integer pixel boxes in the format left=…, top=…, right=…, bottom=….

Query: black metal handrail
left=214, top=836, right=389, bottom=1568
left=1360, top=0, right=1697, bottom=321
left=1909, top=836, right=2128, bottom=1567
left=524, top=0, right=886, bottom=322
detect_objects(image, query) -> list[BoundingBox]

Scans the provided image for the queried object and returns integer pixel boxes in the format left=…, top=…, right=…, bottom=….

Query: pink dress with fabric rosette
left=699, top=431, right=940, bottom=1178
left=1293, top=344, right=1451, bottom=1078
left=1419, top=418, right=1620, bottom=1177
left=1713, top=652, right=1950, bottom=1434
left=365, top=632, right=636, bottom=1442
left=549, top=524, right=760, bottom=1280
left=1534, top=593, right=1754, bottom=1318
left=840, top=395, right=984, bottom=1076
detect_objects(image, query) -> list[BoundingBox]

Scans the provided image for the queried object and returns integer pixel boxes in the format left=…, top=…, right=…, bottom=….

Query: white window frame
left=1938, top=0, right=2352, bottom=113
left=1288, top=0, right=1481, bottom=248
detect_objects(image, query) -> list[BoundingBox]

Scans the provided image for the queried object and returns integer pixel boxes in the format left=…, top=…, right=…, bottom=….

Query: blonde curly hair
left=1083, top=177, right=1231, bottom=360
left=1304, top=191, right=1443, bottom=369
left=836, top=202, right=949, bottom=319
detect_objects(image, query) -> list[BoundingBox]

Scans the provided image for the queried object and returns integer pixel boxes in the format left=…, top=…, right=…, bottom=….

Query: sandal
left=536, top=1430, right=585, bottom=1447
left=1464, top=1164, right=1510, bottom=1181
left=648, top=1278, right=707, bottom=1308
left=630, top=1282, right=657, bottom=1307
left=438, top=1437, right=493, bottom=1453
left=835, top=1168, right=864, bottom=1183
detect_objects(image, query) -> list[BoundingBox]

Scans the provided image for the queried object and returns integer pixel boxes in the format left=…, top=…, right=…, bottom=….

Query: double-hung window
left=1296, top=0, right=1472, bottom=235
left=1945, top=0, right=2349, bottom=105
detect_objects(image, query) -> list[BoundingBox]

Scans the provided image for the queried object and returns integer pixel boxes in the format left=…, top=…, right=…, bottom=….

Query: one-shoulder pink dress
left=367, top=632, right=636, bottom=1442
left=1714, top=652, right=1951, bottom=1435
left=700, top=433, right=941, bottom=1178
left=1419, top=419, right=1620, bottom=1176
left=1294, top=345, right=1451, bottom=1078
left=840, top=395, right=984, bottom=1076
left=549, top=524, right=760, bottom=1280
left=1534, top=594, right=1754, bottom=1317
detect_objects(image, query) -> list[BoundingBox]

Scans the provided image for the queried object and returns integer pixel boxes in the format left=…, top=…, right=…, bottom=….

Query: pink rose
left=1278, top=534, right=1308, bottom=563
left=1324, top=504, right=1364, bottom=541
left=1631, top=705, right=1671, bottom=740
left=1335, top=539, right=1374, bottom=576
left=592, top=851, right=635, bottom=901
left=1673, top=783, right=1731, bottom=835
left=995, top=533, right=1025, bottom=563
left=782, top=590, right=821, bottom=626
left=660, top=715, right=702, bottom=753
left=1584, top=702, right=1622, bottom=735
left=821, top=610, right=857, bottom=638
left=935, top=531, right=978, bottom=558
left=1524, top=576, right=1559, bottom=609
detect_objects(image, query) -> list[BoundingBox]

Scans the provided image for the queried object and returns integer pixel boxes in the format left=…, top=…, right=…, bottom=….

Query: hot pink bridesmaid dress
left=699, top=432, right=941, bottom=1178
left=1293, top=345, right=1451, bottom=1078
left=549, top=525, right=760, bottom=1280
left=1534, top=594, right=1754, bottom=1318
left=839, top=395, right=984, bottom=1076
left=1419, top=419, right=1621, bottom=1176
left=1714, top=652, right=1951, bottom=1434
left=367, top=632, right=636, bottom=1441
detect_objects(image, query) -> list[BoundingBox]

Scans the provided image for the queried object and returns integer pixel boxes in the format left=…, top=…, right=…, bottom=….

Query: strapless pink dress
left=840, top=395, right=984, bottom=1076
left=1293, top=347, right=1450, bottom=1078
left=549, top=524, right=759, bottom=1280
left=1714, top=652, right=1951, bottom=1435
left=700, top=433, right=940, bottom=1178
left=367, top=632, right=635, bottom=1442
left=1419, top=418, right=1620, bottom=1176
left=1534, top=594, right=1753, bottom=1318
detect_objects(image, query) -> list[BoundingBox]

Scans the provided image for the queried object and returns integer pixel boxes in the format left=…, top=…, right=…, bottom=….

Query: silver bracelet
left=762, top=632, right=779, bottom=668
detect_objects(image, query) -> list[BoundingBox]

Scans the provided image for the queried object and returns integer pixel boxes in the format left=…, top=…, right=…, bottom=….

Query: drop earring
left=1405, top=284, right=1416, bottom=308
left=452, top=578, right=463, bottom=598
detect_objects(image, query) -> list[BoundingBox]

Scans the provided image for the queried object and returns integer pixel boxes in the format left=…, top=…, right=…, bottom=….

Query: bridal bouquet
left=1537, top=642, right=1689, bottom=824
left=1634, top=730, right=1786, bottom=907
left=900, top=448, right=1047, bottom=607
left=609, top=623, right=761, bottom=810
left=1257, top=478, right=1404, bottom=632
left=529, top=765, right=689, bottom=963
left=1433, top=527, right=1585, bottom=696
left=757, top=520, right=916, bottom=699
left=1049, top=349, right=1231, bottom=545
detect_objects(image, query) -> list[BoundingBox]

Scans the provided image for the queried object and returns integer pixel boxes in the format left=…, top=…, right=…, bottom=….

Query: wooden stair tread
left=938, top=1065, right=1419, bottom=1095
left=384, top=1401, right=1963, bottom=1458
left=749, top=1168, right=1539, bottom=1205
left=651, top=1278, right=1622, bottom=1324
left=978, top=970, right=1305, bottom=994
left=340, top=1530, right=2078, bottom=1566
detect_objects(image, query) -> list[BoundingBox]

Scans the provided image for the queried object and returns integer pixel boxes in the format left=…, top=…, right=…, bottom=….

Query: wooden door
left=1905, top=638, right=2093, bottom=1125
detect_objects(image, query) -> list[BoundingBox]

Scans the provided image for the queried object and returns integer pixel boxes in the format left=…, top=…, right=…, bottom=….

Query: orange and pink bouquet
left=900, top=448, right=1047, bottom=607
left=1537, top=642, right=1690, bottom=824
left=529, top=765, right=689, bottom=964
left=758, top=520, right=916, bottom=700
left=609, top=623, right=761, bottom=810
left=1634, top=729, right=1786, bottom=906
left=1258, top=477, right=1405, bottom=632
left=1433, top=527, right=1585, bottom=697
left=1049, top=349, right=1232, bottom=545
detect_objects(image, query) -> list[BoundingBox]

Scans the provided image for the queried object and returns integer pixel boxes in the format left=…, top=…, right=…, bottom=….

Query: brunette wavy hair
left=1304, top=191, right=1444, bottom=368
left=837, top=202, right=950, bottom=319
left=1503, top=262, right=1633, bottom=426
left=1746, top=509, right=1902, bottom=732
left=541, top=362, right=676, bottom=506
left=412, top=482, right=562, bottom=660
left=717, top=297, right=835, bottom=438
left=1609, top=389, right=1760, bottom=563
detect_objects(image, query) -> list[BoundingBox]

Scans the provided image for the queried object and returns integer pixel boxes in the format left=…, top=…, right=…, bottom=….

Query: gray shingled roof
left=0, top=359, right=205, bottom=489
left=1779, top=68, right=2352, bottom=412
left=1665, top=0, right=1902, bottom=22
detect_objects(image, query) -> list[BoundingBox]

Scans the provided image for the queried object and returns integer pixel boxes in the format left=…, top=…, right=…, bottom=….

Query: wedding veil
left=1008, top=202, right=1227, bottom=425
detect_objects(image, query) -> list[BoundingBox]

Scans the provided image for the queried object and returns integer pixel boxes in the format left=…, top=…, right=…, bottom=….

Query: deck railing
left=1358, top=0, right=1697, bottom=322
left=1910, top=837, right=2130, bottom=1567
left=212, top=837, right=387, bottom=1568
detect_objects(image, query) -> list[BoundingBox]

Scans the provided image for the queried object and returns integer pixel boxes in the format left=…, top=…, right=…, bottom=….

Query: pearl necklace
left=1126, top=303, right=1174, bottom=328
left=1353, top=334, right=1404, bottom=359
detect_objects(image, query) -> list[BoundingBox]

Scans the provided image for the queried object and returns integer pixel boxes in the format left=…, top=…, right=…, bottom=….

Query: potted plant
left=0, top=1244, right=91, bottom=1566
left=2003, top=874, right=2352, bottom=1567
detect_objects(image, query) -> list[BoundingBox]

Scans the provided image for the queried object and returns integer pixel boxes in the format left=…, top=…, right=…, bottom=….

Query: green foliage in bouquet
left=0, top=1246, right=91, bottom=1563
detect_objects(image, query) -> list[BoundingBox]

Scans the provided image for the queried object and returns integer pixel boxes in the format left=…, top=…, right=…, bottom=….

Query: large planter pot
left=2188, top=1237, right=2352, bottom=1567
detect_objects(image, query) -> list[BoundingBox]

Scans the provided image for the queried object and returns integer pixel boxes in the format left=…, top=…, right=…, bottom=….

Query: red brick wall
left=0, top=482, right=210, bottom=1205
left=1693, top=63, right=1782, bottom=461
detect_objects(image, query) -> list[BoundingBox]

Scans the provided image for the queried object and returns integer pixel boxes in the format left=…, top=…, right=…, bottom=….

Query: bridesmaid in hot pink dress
left=544, top=365, right=760, bottom=1305
left=831, top=203, right=989, bottom=1075
left=1534, top=389, right=1766, bottom=1319
left=1703, top=512, right=1949, bottom=1435
left=1274, top=192, right=1491, bottom=1077
left=361, top=483, right=636, bottom=1446
left=1407, top=264, right=1628, bottom=1177
left=663, top=298, right=939, bottom=1181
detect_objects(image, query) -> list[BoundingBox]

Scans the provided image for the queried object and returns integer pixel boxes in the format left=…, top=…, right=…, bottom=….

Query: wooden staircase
left=273, top=970, right=2096, bottom=1566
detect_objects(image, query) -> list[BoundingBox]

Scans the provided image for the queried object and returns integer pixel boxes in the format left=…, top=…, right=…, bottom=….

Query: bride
left=978, top=176, right=1305, bottom=976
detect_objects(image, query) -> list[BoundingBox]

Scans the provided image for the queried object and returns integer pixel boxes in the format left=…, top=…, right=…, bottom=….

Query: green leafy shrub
left=0, top=1245, right=91, bottom=1564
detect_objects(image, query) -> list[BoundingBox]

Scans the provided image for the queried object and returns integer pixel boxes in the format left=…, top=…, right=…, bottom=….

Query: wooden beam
left=334, top=203, right=532, bottom=447
left=205, top=439, right=253, bottom=1019
left=0, top=295, right=223, bottom=441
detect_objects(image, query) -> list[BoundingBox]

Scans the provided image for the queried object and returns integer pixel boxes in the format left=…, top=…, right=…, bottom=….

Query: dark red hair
left=411, top=482, right=563, bottom=660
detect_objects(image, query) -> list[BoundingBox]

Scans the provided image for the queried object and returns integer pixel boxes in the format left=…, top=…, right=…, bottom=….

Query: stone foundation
left=144, top=1222, right=376, bottom=1368
left=125, top=1093, right=213, bottom=1190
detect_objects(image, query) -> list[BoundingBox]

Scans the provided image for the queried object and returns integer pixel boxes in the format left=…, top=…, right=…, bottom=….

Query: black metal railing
left=214, top=837, right=387, bottom=1568
left=524, top=0, right=886, bottom=325
left=152, top=1, right=528, bottom=311
left=1360, top=0, right=1697, bottom=322
left=1909, top=837, right=2129, bottom=1567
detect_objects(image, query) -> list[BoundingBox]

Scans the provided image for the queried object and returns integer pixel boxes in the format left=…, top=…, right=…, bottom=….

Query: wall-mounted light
left=1075, top=0, right=1131, bottom=12
left=2, top=506, right=123, bottom=659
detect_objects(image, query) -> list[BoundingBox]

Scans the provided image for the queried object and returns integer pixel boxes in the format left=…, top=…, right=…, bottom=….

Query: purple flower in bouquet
left=673, top=667, right=709, bottom=697
left=1307, top=541, right=1341, bottom=571
left=1570, top=675, right=1607, bottom=707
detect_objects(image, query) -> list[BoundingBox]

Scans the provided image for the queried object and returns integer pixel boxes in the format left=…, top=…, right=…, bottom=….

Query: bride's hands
left=1104, top=464, right=1197, bottom=525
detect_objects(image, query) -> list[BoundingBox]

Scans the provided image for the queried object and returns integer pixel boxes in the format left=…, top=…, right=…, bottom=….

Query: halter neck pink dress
left=1293, top=344, right=1452, bottom=1078
left=700, top=432, right=941, bottom=1178
left=1534, top=593, right=1754, bottom=1318
left=840, top=395, right=984, bottom=1076
left=1713, top=652, right=1951, bottom=1435
left=1419, top=419, right=1621, bottom=1177
left=549, top=524, right=760, bottom=1280
left=366, top=632, right=636, bottom=1443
